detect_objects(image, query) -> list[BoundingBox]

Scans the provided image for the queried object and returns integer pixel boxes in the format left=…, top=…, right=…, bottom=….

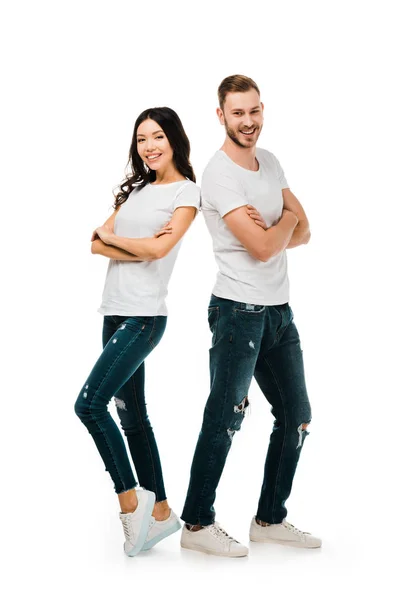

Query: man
left=180, top=75, right=321, bottom=557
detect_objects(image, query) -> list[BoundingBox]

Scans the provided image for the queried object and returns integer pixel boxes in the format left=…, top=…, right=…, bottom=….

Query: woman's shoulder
left=175, top=180, right=201, bottom=197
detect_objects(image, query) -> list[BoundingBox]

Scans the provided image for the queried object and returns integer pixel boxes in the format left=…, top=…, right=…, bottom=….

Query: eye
left=252, top=109, right=260, bottom=114
left=155, top=135, right=164, bottom=140
left=137, top=139, right=145, bottom=143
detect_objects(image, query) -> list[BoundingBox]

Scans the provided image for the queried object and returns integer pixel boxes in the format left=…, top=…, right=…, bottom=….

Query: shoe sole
left=180, top=541, right=248, bottom=558
left=141, top=519, right=181, bottom=551
left=125, top=492, right=156, bottom=557
left=249, top=535, right=321, bottom=548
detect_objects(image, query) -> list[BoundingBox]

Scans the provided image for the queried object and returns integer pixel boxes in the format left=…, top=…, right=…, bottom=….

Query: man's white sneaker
left=141, top=509, right=181, bottom=551
left=119, top=489, right=156, bottom=557
left=249, top=517, right=322, bottom=548
left=181, top=522, right=248, bottom=557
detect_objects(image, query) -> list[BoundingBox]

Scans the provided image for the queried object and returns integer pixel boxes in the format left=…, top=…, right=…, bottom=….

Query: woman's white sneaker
left=181, top=522, right=248, bottom=557
left=119, top=489, right=156, bottom=557
left=141, top=509, right=181, bottom=551
left=249, top=517, right=322, bottom=548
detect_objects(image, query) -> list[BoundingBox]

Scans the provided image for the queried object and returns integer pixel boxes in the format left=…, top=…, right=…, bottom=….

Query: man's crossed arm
left=225, top=188, right=311, bottom=262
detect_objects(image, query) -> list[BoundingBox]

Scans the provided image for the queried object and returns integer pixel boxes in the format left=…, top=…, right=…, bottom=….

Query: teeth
left=241, top=129, right=255, bottom=135
left=147, top=154, right=161, bottom=159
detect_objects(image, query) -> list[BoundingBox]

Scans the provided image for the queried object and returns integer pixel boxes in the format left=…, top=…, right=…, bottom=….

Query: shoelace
left=121, top=516, right=135, bottom=542
left=208, top=523, right=238, bottom=545
left=283, top=521, right=309, bottom=539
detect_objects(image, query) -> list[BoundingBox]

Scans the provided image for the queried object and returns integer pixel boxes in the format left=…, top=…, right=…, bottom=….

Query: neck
left=153, top=164, right=185, bottom=184
left=221, top=137, right=258, bottom=171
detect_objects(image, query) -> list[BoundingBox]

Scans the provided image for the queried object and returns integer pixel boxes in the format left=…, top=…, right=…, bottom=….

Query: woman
left=74, top=107, right=200, bottom=557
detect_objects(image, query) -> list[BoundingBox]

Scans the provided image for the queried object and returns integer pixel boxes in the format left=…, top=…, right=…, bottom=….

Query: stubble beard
left=225, top=123, right=261, bottom=149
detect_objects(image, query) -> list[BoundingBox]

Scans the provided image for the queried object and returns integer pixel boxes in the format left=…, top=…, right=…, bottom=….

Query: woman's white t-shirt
left=98, top=180, right=201, bottom=316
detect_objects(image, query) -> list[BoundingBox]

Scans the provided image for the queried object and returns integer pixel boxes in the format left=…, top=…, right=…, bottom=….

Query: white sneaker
left=119, top=489, right=156, bottom=557
left=141, top=509, right=181, bottom=551
left=181, top=522, right=248, bottom=557
left=249, top=516, right=322, bottom=548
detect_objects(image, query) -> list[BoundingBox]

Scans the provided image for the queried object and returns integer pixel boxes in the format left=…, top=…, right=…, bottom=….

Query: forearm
left=91, top=239, right=144, bottom=261
left=108, top=234, right=163, bottom=260
left=260, top=215, right=298, bottom=260
left=286, top=222, right=311, bottom=249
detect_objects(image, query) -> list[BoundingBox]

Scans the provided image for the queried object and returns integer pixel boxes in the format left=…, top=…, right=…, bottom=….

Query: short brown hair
left=218, top=74, right=260, bottom=109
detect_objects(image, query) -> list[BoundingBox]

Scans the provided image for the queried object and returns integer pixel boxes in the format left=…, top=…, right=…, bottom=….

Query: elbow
left=302, top=229, right=311, bottom=245
left=149, top=249, right=164, bottom=260
left=91, top=241, right=99, bottom=254
left=252, top=247, right=273, bottom=263
left=151, top=245, right=169, bottom=260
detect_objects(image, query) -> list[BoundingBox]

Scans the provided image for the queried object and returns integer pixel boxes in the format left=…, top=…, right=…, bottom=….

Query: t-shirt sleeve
left=272, top=154, right=289, bottom=189
left=173, top=182, right=201, bottom=211
left=202, top=173, right=247, bottom=218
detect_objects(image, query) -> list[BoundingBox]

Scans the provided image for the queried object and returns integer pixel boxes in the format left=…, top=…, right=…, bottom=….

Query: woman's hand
left=154, top=220, right=173, bottom=238
left=246, top=204, right=268, bottom=230
left=95, top=225, right=114, bottom=245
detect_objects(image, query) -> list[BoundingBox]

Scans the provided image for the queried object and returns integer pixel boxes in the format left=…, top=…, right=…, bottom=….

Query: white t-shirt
left=99, top=180, right=201, bottom=316
left=201, top=148, right=290, bottom=305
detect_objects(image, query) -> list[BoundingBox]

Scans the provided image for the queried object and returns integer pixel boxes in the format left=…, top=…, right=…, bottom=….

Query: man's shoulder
left=202, top=151, right=236, bottom=185
left=256, top=147, right=277, bottom=164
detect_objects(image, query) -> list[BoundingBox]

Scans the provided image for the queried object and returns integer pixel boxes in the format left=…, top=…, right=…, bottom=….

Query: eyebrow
left=137, top=129, right=164, bottom=137
left=230, top=106, right=260, bottom=112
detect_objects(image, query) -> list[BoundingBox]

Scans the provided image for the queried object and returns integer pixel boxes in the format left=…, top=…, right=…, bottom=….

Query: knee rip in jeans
left=296, top=422, right=310, bottom=449
left=115, top=397, right=127, bottom=411
left=234, top=396, right=249, bottom=415
left=228, top=397, right=250, bottom=439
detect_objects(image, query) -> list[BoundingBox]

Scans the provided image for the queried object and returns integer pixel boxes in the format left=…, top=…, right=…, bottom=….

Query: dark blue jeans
left=75, top=315, right=167, bottom=498
left=181, top=295, right=312, bottom=526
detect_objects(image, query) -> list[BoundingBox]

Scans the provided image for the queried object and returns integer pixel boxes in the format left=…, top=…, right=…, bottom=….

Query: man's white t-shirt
left=201, top=148, right=290, bottom=305
left=99, top=180, right=201, bottom=316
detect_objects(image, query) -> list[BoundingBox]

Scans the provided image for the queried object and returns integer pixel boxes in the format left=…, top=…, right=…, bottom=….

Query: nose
left=242, top=114, right=253, bottom=128
left=145, top=139, right=156, bottom=152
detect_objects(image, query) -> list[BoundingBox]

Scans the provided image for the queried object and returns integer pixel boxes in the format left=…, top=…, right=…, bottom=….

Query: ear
left=216, top=107, right=225, bottom=125
left=261, top=102, right=264, bottom=112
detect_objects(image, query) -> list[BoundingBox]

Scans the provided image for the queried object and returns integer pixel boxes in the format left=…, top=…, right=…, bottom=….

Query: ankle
left=256, top=518, right=269, bottom=527
left=185, top=523, right=203, bottom=532
left=152, top=500, right=170, bottom=521
left=118, top=489, right=138, bottom=514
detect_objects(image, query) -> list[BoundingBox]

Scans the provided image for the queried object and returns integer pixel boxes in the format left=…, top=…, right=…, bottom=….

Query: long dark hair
left=113, top=107, right=196, bottom=208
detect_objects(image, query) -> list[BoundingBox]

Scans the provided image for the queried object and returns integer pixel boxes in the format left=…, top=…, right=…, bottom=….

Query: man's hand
left=246, top=204, right=268, bottom=230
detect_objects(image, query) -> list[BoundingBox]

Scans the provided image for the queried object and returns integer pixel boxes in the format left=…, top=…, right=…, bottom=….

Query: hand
left=154, top=220, right=173, bottom=238
left=246, top=204, right=268, bottom=230
left=95, top=225, right=114, bottom=245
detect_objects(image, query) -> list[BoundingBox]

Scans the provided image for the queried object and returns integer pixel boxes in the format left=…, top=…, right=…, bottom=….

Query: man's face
left=218, top=90, right=264, bottom=148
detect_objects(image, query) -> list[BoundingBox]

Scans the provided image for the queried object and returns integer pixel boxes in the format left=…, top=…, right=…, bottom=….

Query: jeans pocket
left=208, top=306, right=220, bottom=343
left=121, top=316, right=152, bottom=333
left=274, top=303, right=292, bottom=343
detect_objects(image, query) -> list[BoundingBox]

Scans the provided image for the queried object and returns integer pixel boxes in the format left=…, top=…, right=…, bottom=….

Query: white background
left=2, top=0, right=399, bottom=598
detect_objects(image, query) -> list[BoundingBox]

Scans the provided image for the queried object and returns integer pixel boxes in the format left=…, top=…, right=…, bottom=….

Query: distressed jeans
left=181, top=295, right=312, bottom=526
left=75, top=315, right=167, bottom=498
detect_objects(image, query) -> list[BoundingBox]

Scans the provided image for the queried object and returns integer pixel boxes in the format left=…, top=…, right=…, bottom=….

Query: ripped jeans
left=181, top=295, right=312, bottom=526
left=74, top=315, right=167, bottom=498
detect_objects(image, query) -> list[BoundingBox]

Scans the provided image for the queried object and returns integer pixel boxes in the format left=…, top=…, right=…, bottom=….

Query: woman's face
left=136, top=119, right=174, bottom=171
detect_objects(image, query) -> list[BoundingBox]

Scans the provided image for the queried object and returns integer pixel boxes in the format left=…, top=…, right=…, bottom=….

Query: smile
left=240, top=128, right=256, bottom=136
left=146, top=154, right=162, bottom=161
